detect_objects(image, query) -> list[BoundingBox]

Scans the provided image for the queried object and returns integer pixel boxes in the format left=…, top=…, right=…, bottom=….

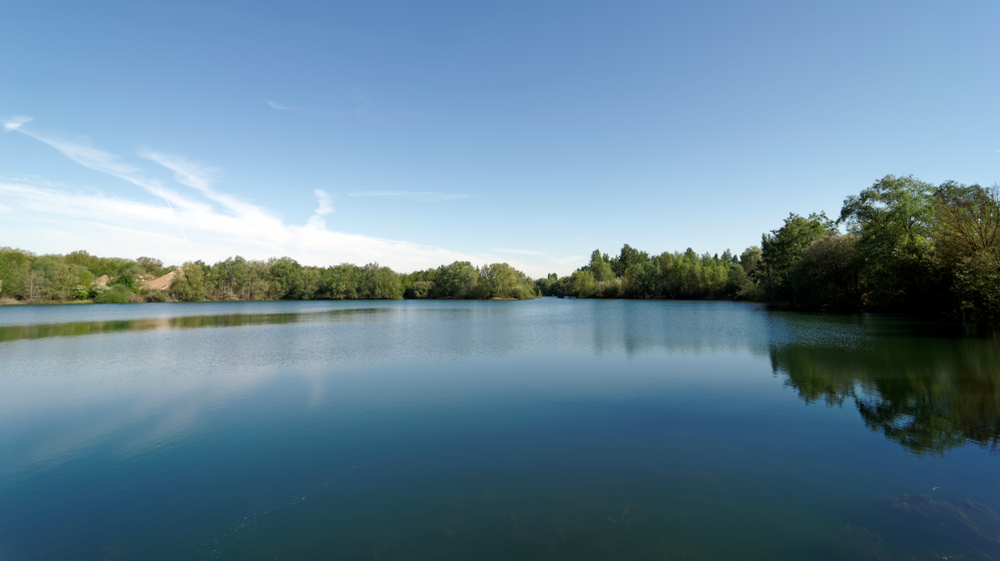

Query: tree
left=169, top=262, right=208, bottom=301
left=565, top=270, right=596, bottom=298
left=933, top=183, right=1000, bottom=266
left=611, top=244, right=649, bottom=277
left=588, top=250, right=616, bottom=282
left=838, top=175, right=940, bottom=311
left=788, top=234, right=862, bottom=310
left=136, top=256, right=164, bottom=275
left=434, top=262, right=481, bottom=298
left=269, top=257, right=305, bottom=300
left=483, top=263, right=518, bottom=298
left=0, top=249, right=31, bottom=299
left=357, top=263, right=403, bottom=299
left=760, top=213, right=836, bottom=305
left=622, top=260, right=657, bottom=299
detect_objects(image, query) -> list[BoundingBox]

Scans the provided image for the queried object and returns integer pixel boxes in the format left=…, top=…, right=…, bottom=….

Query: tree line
left=0, top=251, right=539, bottom=303
left=538, top=175, right=1000, bottom=321
left=2, top=175, right=998, bottom=319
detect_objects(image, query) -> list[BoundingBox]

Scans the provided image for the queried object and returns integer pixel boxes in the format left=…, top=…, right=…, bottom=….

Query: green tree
left=611, top=244, right=649, bottom=278
left=434, top=261, right=482, bottom=298
left=136, top=256, right=165, bottom=276
left=565, top=269, right=596, bottom=298
left=622, top=260, right=657, bottom=299
left=483, top=263, right=519, bottom=298
left=588, top=250, right=616, bottom=282
left=838, top=175, right=940, bottom=311
left=317, top=264, right=360, bottom=299
left=952, top=250, right=1000, bottom=321
left=110, top=273, right=138, bottom=292
left=760, top=213, right=836, bottom=305
left=0, top=249, right=31, bottom=299
left=933, top=183, right=1000, bottom=266
left=788, top=234, right=862, bottom=310
left=357, top=263, right=403, bottom=299
left=269, top=257, right=306, bottom=299
left=169, top=262, right=208, bottom=302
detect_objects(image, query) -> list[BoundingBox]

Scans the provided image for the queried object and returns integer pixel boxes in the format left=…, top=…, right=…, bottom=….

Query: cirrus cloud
left=0, top=118, right=567, bottom=276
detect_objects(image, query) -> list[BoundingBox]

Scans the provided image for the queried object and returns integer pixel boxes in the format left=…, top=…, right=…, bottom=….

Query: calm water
left=1, top=299, right=998, bottom=560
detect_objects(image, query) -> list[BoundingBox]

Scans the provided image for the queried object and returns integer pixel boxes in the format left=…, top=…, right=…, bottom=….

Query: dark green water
left=1, top=299, right=998, bottom=560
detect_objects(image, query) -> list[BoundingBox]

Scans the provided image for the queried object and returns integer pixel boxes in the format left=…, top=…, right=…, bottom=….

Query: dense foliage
left=0, top=250, right=538, bottom=303
left=537, top=246, right=761, bottom=301
left=538, top=175, right=1000, bottom=321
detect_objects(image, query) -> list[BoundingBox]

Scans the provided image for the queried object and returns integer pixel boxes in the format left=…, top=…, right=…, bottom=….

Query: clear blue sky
left=2, top=0, right=997, bottom=276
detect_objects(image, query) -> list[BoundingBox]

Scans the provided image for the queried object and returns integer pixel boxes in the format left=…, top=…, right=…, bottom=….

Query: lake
left=1, top=299, right=998, bottom=560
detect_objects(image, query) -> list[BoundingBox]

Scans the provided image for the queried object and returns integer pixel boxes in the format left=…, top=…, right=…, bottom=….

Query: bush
left=88, top=284, right=110, bottom=299
left=94, top=285, right=133, bottom=304
left=110, top=273, right=137, bottom=291
left=71, top=285, right=90, bottom=300
left=144, top=289, right=170, bottom=302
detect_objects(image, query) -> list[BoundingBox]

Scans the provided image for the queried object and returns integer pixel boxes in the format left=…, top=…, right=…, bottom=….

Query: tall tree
left=838, top=175, right=940, bottom=311
left=760, top=213, right=836, bottom=305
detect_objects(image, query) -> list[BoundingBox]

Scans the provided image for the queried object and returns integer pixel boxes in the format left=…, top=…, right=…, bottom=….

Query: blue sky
left=1, top=1, right=997, bottom=277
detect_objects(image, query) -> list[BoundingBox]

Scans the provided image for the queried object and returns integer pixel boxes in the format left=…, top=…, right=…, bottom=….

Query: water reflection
left=0, top=307, right=392, bottom=342
left=770, top=316, right=1000, bottom=455
left=3, top=301, right=999, bottom=459
left=2, top=300, right=1000, bottom=559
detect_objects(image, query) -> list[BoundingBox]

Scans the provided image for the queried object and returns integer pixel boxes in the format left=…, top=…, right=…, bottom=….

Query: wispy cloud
left=0, top=119, right=556, bottom=275
left=266, top=100, right=300, bottom=111
left=552, top=255, right=587, bottom=266
left=314, top=189, right=335, bottom=215
left=138, top=151, right=274, bottom=224
left=348, top=191, right=470, bottom=201
left=6, top=119, right=205, bottom=213
left=266, top=100, right=335, bottom=114
left=306, top=189, right=335, bottom=229
left=3, top=115, right=33, bottom=131
left=492, top=248, right=550, bottom=257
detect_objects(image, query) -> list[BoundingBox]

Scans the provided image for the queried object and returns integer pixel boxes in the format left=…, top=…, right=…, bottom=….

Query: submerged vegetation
left=2, top=175, right=998, bottom=319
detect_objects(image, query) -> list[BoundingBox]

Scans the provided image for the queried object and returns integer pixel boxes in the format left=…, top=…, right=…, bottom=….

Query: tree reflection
left=770, top=329, right=1000, bottom=455
left=0, top=308, right=391, bottom=342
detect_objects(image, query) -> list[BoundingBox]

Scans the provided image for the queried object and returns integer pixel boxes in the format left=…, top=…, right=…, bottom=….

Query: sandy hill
left=143, top=270, right=178, bottom=291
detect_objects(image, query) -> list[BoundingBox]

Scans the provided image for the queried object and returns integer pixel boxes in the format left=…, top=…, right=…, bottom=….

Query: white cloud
left=8, top=125, right=206, bottom=213
left=305, top=189, right=335, bottom=229
left=139, top=151, right=272, bottom=222
left=492, top=248, right=550, bottom=257
left=314, top=189, right=335, bottom=215
left=266, top=99, right=297, bottom=111
left=552, top=255, right=587, bottom=266
left=266, top=100, right=333, bottom=114
left=3, top=115, right=33, bottom=131
left=0, top=178, right=489, bottom=271
left=0, top=119, right=571, bottom=276
left=348, top=191, right=470, bottom=201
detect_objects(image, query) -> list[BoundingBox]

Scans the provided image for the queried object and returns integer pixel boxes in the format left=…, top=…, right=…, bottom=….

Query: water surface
left=1, top=299, right=998, bottom=560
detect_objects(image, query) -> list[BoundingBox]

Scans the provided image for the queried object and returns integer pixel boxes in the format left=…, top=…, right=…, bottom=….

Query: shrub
left=110, top=274, right=137, bottom=291
left=94, top=285, right=133, bottom=304
left=71, top=285, right=90, bottom=300
left=88, top=284, right=110, bottom=299
left=144, top=290, right=170, bottom=302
